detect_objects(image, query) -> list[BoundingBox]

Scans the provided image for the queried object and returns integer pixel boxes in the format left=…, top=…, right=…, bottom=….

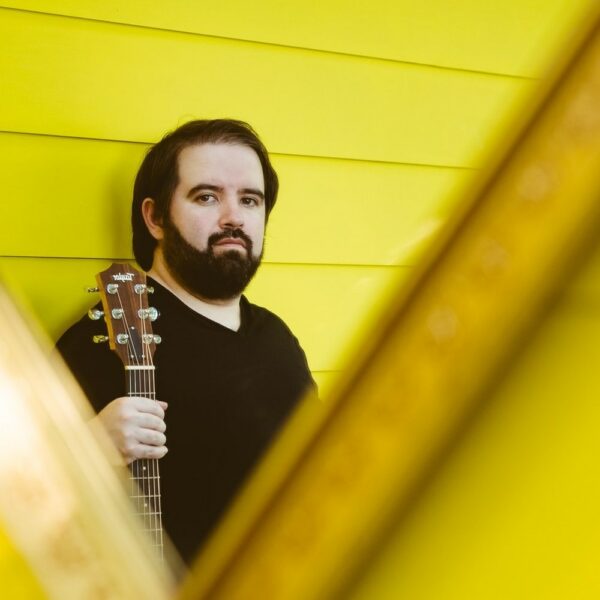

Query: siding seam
left=0, top=5, right=537, bottom=81
left=0, top=129, right=478, bottom=172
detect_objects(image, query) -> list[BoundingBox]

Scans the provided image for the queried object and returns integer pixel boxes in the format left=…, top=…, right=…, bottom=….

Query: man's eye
left=195, top=194, right=216, bottom=203
left=241, top=197, right=260, bottom=206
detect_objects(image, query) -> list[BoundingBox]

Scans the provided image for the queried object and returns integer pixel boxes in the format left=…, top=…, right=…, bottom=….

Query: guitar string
left=119, top=288, right=155, bottom=545
left=136, top=290, right=155, bottom=545
left=115, top=284, right=162, bottom=553
left=137, top=284, right=163, bottom=558
left=114, top=288, right=147, bottom=533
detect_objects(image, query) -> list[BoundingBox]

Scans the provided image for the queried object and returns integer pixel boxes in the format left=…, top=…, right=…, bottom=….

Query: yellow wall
left=0, top=0, right=591, bottom=393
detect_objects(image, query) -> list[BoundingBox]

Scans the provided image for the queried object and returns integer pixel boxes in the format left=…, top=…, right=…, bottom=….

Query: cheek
left=174, top=217, right=212, bottom=248
left=253, top=220, right=266, bottom=244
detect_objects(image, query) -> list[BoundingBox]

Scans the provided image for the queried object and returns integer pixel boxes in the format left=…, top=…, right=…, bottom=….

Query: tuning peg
left=88, top=309, right=104, bottom=321
left=134, top=284, right=155, bottom=295
left=93, top=335, right=109, bottom=343
left=86, top=286, right=99, bottom=293
left=142, top=334, right=162, bottom=344
left=138, top=307, right=159, bottom=321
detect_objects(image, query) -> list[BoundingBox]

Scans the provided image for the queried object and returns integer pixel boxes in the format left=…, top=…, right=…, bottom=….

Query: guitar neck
left=126, top=369, right=164, bottom=559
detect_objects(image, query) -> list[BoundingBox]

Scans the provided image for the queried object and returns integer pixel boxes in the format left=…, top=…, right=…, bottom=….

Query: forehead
left=176, top=142, right=264, bottom=190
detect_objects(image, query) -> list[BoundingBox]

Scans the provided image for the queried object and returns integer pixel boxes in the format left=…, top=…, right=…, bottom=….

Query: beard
left=161, top=219, right=263, bottom=301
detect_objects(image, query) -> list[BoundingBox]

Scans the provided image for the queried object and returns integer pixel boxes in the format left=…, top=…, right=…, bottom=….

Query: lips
left=208, top=229, right=252, bottom=253
left=213, top=237, right=247, bottom=249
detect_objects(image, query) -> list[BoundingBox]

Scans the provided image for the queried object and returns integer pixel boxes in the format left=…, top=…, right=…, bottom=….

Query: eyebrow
left=187, top=183, right=265, bottom=200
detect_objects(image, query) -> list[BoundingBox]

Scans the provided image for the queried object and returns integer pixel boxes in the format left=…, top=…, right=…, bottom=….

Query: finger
left=128, top=397, right=166, bottom=419
left=137, top=429, right=167, bottom=447
left=127, top=411, right=166, bottom=432
left=135, top=413, right=166, bottom=433
left=128, top=444, right=168, bottom=462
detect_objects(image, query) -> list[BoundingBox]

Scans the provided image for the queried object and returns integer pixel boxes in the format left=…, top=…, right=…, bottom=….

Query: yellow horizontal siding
left=0, top=8, right=531, bottom=167
left=1, top=1, right=593, bottom=77
left=0, top=257, right=404, bottom=373
left=0, top=132, right=471, bottom=266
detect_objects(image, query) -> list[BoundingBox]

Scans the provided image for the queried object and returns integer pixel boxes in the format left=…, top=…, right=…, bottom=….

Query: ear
left=141, top=198, right=164, bottom=241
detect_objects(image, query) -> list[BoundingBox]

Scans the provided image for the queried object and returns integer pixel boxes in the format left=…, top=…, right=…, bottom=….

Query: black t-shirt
left=56, top=278, right=314, bottom=565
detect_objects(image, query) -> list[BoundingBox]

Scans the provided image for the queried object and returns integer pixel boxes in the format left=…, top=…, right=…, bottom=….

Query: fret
left=131, top=494, right=161, bottom=499
left=125, top=365, right=156, bottom=370
left=129, top=476, right=161, bottom=481
left=134, top=512, right=162, bottom=517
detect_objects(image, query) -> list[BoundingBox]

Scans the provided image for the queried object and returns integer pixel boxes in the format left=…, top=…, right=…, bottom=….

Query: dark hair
left=132, top=119, right=279, bottom=270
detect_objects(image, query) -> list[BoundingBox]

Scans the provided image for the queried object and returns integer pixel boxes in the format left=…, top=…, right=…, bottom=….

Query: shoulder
left=242, top=296, right=298, bottom=339
left=56, top=307, right=101, bottom=353
left=242, top=296, right=313, bottom=372
left=56, top=305, right=125, bottom=411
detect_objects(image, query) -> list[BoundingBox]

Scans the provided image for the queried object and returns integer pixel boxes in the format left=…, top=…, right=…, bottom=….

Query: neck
left=148, top=251, right=242, bottom=331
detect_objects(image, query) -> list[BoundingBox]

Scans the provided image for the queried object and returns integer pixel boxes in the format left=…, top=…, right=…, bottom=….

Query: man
left=57, top=119, right=315, bottom=566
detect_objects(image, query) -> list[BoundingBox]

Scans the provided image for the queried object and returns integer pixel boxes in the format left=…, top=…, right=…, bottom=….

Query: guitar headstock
left=91, top=263, right=160, bottom=367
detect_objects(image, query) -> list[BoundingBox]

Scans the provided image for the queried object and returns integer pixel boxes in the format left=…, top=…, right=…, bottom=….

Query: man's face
left=158, top=142, right=266, bottom=300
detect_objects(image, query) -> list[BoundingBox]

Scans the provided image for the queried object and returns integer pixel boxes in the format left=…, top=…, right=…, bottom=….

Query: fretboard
left=127, top=367, right=164, bottom=561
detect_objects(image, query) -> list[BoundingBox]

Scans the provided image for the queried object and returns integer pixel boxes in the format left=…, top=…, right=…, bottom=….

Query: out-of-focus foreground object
left=180, top=3, right=600, bottom=599
left=0, top=285, right=175, bottom=599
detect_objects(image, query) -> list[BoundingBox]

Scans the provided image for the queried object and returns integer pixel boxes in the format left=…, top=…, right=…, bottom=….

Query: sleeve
left=291, top=333, right=319, bottom=398
left=56, top=313, right=126, bottom=413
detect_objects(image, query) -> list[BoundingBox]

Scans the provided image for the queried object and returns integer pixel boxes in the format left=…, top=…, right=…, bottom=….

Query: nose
left=218, top=197, right=243, bottom=229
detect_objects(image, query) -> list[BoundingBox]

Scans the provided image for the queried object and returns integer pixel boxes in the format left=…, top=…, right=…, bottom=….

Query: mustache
left=208, top=228, right=253, bottom=249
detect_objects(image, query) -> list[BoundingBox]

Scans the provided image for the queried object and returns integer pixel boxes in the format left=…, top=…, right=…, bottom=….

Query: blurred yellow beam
left=180, top=3, right=600, bottom=599
left=0, top=286, right=176, bottom=598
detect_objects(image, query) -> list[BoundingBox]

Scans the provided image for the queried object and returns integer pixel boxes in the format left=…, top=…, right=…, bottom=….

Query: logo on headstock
left=112, top=273, right=135, bottom=282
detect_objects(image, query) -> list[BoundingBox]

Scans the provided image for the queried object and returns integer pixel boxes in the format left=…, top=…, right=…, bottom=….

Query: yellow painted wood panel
left=248, top=263, right=405, bottom=372
left=0, top=257, right=404, bottom=372
left=350, top=300, right=600, bottom=598
left=310, top=371, right=341, bottom=398
left=0, top=132, right=471, bottom=266
left=1, top=1, right=593, bottom=77
left=0, top=8, right=531, bottom=167
left=0, top=133, right=145, bottom=261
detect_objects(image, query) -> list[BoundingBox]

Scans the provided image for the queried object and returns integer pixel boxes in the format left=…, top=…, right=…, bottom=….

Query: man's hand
left=94, top=397, right=168, bottom=464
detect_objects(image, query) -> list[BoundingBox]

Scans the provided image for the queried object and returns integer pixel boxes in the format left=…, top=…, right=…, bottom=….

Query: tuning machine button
left=88, top=308, right=104, bottom=321
left=142, top=334, right=162, bottom=344
left=134, top=284, right=155, bottom=295
left=138, top=307, right=159, bottom=321
left=93, top=335, right=109, bottom=343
